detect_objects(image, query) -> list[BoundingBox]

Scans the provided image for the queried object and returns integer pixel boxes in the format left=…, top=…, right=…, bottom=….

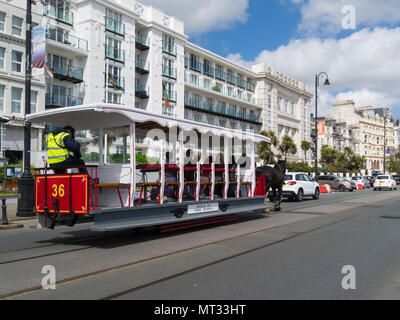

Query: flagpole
left=106, top=57, right=109, bottom=103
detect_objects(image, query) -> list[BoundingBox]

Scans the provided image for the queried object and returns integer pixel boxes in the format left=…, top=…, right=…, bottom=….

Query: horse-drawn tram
left=28, top=104, right=272, bottom=231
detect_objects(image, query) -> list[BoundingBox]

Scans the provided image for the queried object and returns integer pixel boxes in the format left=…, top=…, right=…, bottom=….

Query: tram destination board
left=188, top=202, right=219, bottom=215
left=35, top=174, right=89, bottom=214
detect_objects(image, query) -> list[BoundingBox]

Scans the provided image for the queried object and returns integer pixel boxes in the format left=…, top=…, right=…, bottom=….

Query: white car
left=281, top=172, right=320, bottom=202
left=373, top=175, right=397, bottom=191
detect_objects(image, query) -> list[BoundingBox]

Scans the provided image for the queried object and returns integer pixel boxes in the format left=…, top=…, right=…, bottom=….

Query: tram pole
left=17, top=0, right=35, bottom=217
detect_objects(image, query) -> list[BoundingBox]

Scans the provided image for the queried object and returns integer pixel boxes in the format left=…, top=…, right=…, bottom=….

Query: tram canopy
left=26, top=104, right=270, bottom=143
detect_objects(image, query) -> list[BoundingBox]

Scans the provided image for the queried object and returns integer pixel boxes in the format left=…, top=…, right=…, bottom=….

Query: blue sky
left=190, top=0, right=302, bottom=59
left=143, top=0, right=400, bottom=119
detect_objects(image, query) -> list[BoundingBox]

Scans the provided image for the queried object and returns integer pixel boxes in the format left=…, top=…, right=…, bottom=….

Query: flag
left=44, top=65, right=53, bottom=80
left=108, top=73, right=124, bottom=91
left=32, top=26, right=45, bottom=76
left=162, top=81, right=170, bottom=108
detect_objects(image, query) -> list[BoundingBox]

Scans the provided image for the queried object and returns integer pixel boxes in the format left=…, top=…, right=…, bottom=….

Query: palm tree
left=343, top=147, right=354, bottom=157
left=257, top=130, right=278, bottom=165
left=89, top=129, right=119, bottom=155
left=301, top=141, right=311, bottom=162
left=279, top=135, right=297, bottom=161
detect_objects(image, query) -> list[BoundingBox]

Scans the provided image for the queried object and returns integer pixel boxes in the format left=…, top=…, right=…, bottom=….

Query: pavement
left=1, top=188, right=399, bottom=300
left=0, top=201, right=38, bottom=230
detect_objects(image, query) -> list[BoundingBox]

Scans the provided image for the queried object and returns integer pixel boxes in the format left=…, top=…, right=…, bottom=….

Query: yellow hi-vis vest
left=46, top=132, right=70, bottom=164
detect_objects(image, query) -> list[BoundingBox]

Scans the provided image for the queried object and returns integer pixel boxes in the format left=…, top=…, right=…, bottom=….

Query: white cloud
left=227, top=27, right=400, bottom=117
left=292, top=0, right=400, bottom=36
left=137, top=0, right=249, bottom=34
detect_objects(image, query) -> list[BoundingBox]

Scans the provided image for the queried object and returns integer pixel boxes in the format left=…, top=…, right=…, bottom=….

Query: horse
left=256, top=160, right=287, bottom=211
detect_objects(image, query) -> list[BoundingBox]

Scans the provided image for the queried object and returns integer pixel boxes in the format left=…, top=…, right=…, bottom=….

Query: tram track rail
left=0, top=202, right=370, bottom=300
left=0, top=189, right=373, bottom=259
left=0, top=190, right=391, bottom=300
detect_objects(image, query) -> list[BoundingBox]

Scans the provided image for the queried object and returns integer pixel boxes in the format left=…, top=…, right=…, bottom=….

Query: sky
left=139, top=0, right=400, bottom=119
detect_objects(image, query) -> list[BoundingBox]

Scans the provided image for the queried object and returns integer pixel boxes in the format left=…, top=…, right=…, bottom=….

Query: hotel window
left=0, top=85, right=4, bottom=112
left=227, top=86, right=233, bottom=96
left=268, top=86, right=272, bottom=109
left=190, top=54, right=198, bottom=68
left=190, top=73, right=198, bottom=86
left=203, top=78, right=211, bottom=89
left=107, top=92, right=121, bottom=104
left=203, top=59, right=212, bottom=75
left=106, top=8, right=122, bottom=23
left=268, top=110, right=272, bottom=130
left=31, top=91, right=38, bottom=113
left=163, top=34, right=174, bottom=46
left=106, top=64, right=121, bottom=84
left=12, top=16, right=23, bottom=37
left=116, top=145, right=124, bottom=155
left=12, top=50, right=22, bottom=72
left=205, top=97, right=213, bottom=108
left=0, top=47, right=4, bottom=70
left=0, top=12, right=5, bottom=32
left=11, top=87, right=23, bottom=113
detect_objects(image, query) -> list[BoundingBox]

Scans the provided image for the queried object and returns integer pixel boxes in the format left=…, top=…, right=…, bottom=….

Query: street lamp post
left=17, top=0, right=35, bottom=217
left=314, top=72, right=330, bottom=180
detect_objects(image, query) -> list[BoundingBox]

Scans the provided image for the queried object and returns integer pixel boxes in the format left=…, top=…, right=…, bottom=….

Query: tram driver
left=46, top=125, right=88, bottom=175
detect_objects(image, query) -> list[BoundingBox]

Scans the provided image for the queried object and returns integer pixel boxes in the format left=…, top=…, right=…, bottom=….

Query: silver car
left=351, top=176, right=368, bottom=189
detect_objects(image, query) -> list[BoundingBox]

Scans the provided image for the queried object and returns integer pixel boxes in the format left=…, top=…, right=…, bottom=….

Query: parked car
left=351, top=176, right=369, bottom=189
left=317, top=175, right=353, bottom=192
left=281, top=172, right=320, bottom=202
left=392, top=174, right=400, bottom=185
left=347, top=179, right=358, bottom=190
left=373, top=175, right=397, bottom=191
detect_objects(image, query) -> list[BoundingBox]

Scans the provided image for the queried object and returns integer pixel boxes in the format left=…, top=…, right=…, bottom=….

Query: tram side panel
left=35, top=174, right=89, bottom=215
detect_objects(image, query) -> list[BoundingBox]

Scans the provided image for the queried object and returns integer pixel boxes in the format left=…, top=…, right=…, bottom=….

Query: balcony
left=105, top=45, right=125, bottom=63
left=203, top=66, right=215, bottom=78
left=215, top=69, right=226, bottom=82
left=135, top=84, right=149, bottom=99
left=247, top=82, right=255, bottom=92
left=162, top=65, right=177, bottom=79
left=212, top=85, right=223, bottom=94
left=184, top=76, right=261, bottom=107
left=45, top=92, right=83, bottom=109
left=184, top=97, right=261, bottom=125
left=44, top=4, right=73, bottom=25
left=190, top=60, right=202, bottom=73
left=136, top=34, right=149, bottom=50
left=50, top=63, right=84, bottom=84
left=135, top=59, right=149, bottom=74
left=105, top=17, right=125, bottom=36
left=227, top=73, right=237, bottom=85
left=184, top=97, right=202, bottom=110
left=237, top=78, right=246, bottom=89
left=162, top=41, right=177, bottom=56
left=46, top=29, right=88, bottom=52
left=105, top=74, right=125, bottom=91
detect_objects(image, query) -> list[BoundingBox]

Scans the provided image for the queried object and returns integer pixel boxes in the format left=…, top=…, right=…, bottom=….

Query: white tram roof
left=26, top=104, right=270, bottom=143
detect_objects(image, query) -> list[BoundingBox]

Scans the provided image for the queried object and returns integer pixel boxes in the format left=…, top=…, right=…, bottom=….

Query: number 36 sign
left=35, top=175, right=88, bottom=214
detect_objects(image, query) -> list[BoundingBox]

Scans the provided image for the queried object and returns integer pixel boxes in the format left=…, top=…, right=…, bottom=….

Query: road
left=0, top=188, right=400, bottom=300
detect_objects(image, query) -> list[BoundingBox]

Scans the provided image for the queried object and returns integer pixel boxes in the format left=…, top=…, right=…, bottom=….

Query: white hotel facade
left=0, top=0, right=312, bottom=162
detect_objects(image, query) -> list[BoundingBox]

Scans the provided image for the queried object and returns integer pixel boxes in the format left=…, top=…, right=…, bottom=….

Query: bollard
left=1, top=198, right=8, bottom=225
